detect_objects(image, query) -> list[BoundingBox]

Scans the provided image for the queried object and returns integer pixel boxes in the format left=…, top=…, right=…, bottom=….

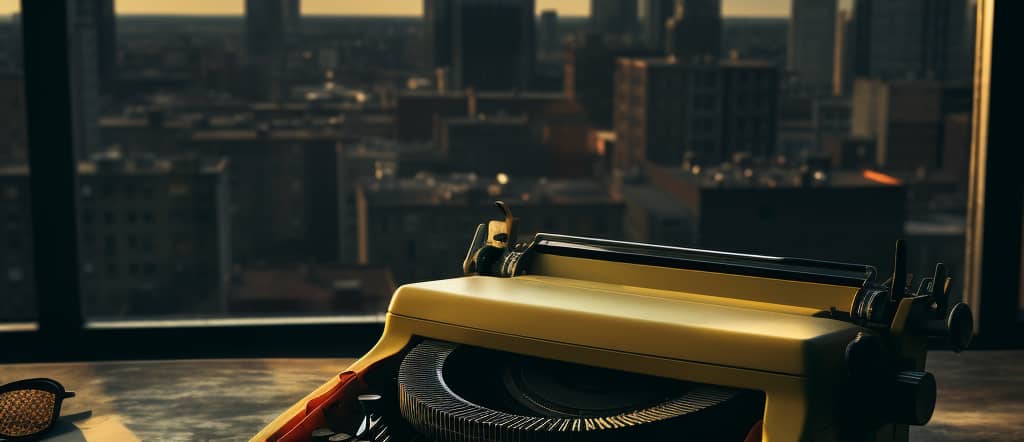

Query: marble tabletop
left=1, top=351, right=1021, bottom=441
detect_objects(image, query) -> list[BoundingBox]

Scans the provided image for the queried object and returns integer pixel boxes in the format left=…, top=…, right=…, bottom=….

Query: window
left=3, top=0, right=1019, bottom=360
left=0, top=0, right=33, bottom=323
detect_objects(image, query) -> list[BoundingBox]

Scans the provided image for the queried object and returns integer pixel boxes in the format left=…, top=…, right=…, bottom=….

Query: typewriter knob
left=886, top=370, right=936, bottom=426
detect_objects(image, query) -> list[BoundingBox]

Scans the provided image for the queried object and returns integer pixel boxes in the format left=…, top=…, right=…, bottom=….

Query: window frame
left=4, top=0, right=1020, bottom=363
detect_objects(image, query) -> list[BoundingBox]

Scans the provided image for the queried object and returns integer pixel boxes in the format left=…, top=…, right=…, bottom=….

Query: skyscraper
left=851, top=0, right=970, bottom=82
left=590, top=0, right=638, bottom=37
left=244, top=0, right=288, bottom=100
left=425, top=0, right=453, bottom=70
left=539, top=10, right=559, bottom=57
left=94, top=0, right=117, bottom=94
left=639, top=0, right=677, bottom=53
left=788, top=0, right=836, bottom=96
left=286, top=0, right=301, bottom=34
left=450, top=0, right=535, bottom=91
left=665, top=0, right=721, bottom=63
left=68, top=0, right=102, bottom=158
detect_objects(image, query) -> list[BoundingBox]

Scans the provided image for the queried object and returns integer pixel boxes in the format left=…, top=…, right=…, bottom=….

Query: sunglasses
left=0, top=378, right=76, bottom=440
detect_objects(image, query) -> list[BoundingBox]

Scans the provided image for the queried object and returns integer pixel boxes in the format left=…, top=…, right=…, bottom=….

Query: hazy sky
left=0, top=0, right=794, bottom=18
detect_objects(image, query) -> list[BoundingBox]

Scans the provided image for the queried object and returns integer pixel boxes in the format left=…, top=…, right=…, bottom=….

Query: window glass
left=0, top=0, right=33, bottom=322
left=49, top=0, right=978, bottom=320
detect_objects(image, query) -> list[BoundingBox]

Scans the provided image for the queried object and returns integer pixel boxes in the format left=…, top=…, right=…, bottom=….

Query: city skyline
left=0, top=0, right=795, bottom=18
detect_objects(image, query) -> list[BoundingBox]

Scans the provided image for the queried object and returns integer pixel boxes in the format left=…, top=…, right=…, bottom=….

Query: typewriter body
left=254, top=203, right=972, bottom=442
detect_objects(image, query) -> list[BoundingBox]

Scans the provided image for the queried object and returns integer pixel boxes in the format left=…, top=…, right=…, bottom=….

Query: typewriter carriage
left=253, top=202, right=973, bottom=442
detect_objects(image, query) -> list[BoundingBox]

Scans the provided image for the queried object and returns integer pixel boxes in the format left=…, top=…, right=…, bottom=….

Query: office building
left=564, top=36, right=654, bottom=128
left=436, top=115, right=546, bottom=177
left=187, top=128, right=342, bottom=264
left=286, top=0, right=301, bottom=35
left=1, top=152, right=232, bottom=318
left=787, top=0, right=836, bottom=96
left=590, top=0, right=638, bottom=37
left=451, top=0, right=535, bottom=91
left=851, top=0, right=970, bottom=82
left=425, top=0, right=454, bottom=70
left=244, top=0, right=288, bottom=100
left=94, top=0, right=117, bottom=94
left=639, top=0, right=677, bottom=53
left=68, top=0, right=102, bottom=158
left=851, top=78, right=943, bottom=170
left=356, top=173, right=623, bottom=283
left=665, top=0, right=721, bottom=63
left=638, top=160, right=906, bottom=274
left=614, top=58, right=777, bottom=169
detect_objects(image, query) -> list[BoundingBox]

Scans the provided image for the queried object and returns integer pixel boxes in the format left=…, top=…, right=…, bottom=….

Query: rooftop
left=360, top=173, right=620, bottom=207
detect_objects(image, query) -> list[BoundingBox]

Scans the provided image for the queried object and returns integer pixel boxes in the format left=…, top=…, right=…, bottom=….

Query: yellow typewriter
left=254, top=203, right=973, bottom=442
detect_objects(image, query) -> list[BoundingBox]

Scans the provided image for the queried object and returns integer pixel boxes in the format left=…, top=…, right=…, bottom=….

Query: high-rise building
left=286, top=0, right=301, bottom=35
left=94, top=0, right=117, bottom=94
left=851, top=0, right=970, bottom=82
left=449, top=0, right=535, bottom=91
left=614, top=58, right=777, bottom=169
left=538, top=10, right=559, bottom=57
left=564, top=36, right=654, bottom=128
left=834, top=9, right=855, bottom=96
left=244, top=0, right=288, bottom=100
left=590, top=0, right=638, bottom=37
left=788, top=0, right=836, bottom=96
left=68, top=0, right=103, bottom=159
left=425, top=0, right=454, bottom=70
left=665, top=0, right=722, bottom=63
left=639, top=0, right=676, bottom=53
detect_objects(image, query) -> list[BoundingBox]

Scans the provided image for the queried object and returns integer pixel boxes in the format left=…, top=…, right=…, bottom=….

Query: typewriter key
left=327, top=433, right=353, bottom=442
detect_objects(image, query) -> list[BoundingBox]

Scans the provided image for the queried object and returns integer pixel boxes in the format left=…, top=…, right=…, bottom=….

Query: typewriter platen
left=254, top=202, right=973, bottom=442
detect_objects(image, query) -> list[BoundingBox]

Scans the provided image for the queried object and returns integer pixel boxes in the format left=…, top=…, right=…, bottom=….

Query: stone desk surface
left=1, top=352, right=1021, bottom=441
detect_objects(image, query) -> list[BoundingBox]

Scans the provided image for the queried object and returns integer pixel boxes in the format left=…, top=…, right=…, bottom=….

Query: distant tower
left=94, top=0, right=117, bottom=94
left=244, top=0, right=288, bottom=100
left=590, top=0, right=638, bottom=37
left=539, top=10, right=559, bottom=57
left=67, top=0, right=102, bottom=158
left=286, top=0, right=301, bottom=35
left=666, top=0, right=721, bottom=63
left=788, top=0, right=836, bottom=96
left=640, top=0, right=676, bottom=53
left=425, top=0, right=452, bottom=71
left=448, top=0, right=535, bottom=91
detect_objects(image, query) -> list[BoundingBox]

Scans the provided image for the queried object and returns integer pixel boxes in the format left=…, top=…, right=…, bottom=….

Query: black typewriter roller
left=397, top=340, right=763, bottom=442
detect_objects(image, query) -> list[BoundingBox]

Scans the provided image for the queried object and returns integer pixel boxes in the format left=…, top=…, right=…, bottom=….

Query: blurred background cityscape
left=0, top=0, right=979, bottom=320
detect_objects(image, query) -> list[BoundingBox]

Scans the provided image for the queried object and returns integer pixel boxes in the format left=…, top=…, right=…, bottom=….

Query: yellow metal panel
left=389, top=275, right=866, bottom=376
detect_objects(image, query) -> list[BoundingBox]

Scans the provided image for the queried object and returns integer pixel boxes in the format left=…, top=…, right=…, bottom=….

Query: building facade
left=614, top=58, right=778, bottom=170
left=357, top=174, right=624, bottom=283
left=665, top=0, right=721, bottom=63
left=787, top=0, right=836, bottom=96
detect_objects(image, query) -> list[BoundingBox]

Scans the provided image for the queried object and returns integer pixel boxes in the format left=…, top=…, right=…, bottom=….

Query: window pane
left=59, top=1, right=978, bottom=322
left=0, top=2, right=33, bottom=322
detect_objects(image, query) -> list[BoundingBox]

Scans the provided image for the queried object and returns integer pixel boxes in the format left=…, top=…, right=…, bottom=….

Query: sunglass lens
left=0, top=388, right=57, bottom=437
